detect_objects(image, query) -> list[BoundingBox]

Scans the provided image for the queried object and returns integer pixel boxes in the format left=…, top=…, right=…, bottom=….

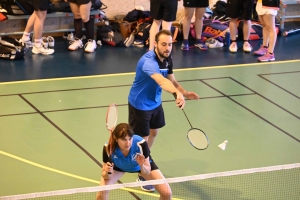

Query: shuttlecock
left=218, top=140, right=228, bottom=150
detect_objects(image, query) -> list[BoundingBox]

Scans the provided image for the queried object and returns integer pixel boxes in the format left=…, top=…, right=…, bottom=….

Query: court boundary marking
left=258, top=71, right=300, bottom=100
left=0, top=60, right=299, bottom=85
left=1, top=74, right=299, bottom=197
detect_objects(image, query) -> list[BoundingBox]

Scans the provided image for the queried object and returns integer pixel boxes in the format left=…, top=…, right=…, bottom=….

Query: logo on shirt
left=132, top=154, right=137, bottom=161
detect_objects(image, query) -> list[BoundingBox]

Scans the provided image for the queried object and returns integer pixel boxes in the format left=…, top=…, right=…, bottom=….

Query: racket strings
left=187, top=129, right=209, bottom=150
left=106, top=105, right=118, bottom=131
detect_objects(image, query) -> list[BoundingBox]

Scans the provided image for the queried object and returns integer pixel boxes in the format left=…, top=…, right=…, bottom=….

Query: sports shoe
left=243, top=42, right=252, bottom=53
left=84, top=39, right=97, bottom=53
left=19, top=39, right=32, bottom=48
left=194, top=42, right=208, bottom=50
left=254, top=45, right=268, bottom=56
left=124, top=33, right=135, bottom=47
left=258, top=52, right=275, bottom=62
left=137, top=175, right=155, bottom=192
left=42, top=37, right=48, bottom=48
left=67, top=32, right=74, bottom=41
left=32, top=45, right=54, bottom=55
left=47, top=36, right=55, bottom=48
left=207, top=39, right=223, bottom=48
left=181, top=42, right=189, bottom=51
left=229, top=42, right=238, bottom=52
left=132, top=40, right=144, bottom=47
left=68, top=38, right=83, bottom=51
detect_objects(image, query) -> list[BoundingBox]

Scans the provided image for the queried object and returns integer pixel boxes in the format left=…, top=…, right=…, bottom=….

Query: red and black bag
left=0, top=6, right=8, bottom=21
left=237, top=20, right=280, bottom=40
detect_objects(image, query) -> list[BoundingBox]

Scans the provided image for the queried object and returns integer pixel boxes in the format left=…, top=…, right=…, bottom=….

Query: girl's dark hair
left=107, top=123, right=134, bottom=155
left=155, top=29, right=173, bottom=43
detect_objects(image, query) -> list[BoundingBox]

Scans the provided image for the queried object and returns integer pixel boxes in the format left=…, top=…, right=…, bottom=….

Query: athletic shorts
left=226, top=0, right=254, bottom=20
left=150, top=0, right=178, bottom=21
left=256, top=2, right=278, bottom=16
left=183, top=0, right=209, bottom=8
left=68, top=0, right=91, bottom=5
left=32, top=0, right=50, bottom=11
left=114, top=157, right=159, bottom=172
left=128, top=102, right=165, bottom=137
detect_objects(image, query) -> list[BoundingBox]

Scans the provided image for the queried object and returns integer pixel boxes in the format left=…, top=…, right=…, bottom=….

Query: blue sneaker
left=137, top=175, right=155, bottom=192
left=181, top=42, right=189, bottom=51
left=194, top=42, right=208, bottom=50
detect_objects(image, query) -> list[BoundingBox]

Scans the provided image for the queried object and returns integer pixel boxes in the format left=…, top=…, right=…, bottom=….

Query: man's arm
left=151, top=73, right=186, bottom=108
left=167, top=73, right=199, bottom=100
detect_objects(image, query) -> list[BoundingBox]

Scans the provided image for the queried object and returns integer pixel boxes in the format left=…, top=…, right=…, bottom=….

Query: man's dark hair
left=155, top=29, right=173, bottom=42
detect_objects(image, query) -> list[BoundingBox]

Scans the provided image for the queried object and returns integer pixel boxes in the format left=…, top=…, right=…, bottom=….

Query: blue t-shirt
left=102, top=135, right=150, bottom=172
left=128, top=50, right=173, bottom=110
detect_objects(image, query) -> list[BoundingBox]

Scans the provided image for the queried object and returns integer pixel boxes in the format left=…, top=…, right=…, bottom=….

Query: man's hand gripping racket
left=173, top=93, right=209, bottom=150
left=105, top=103, right=118, bottom=174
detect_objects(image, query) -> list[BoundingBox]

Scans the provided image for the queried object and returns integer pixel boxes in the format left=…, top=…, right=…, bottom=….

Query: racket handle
left=173, top=92, right=177, bottom=99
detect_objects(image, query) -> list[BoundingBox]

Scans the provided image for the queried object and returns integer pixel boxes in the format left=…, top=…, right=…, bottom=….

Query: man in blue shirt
left=128, top=29, right=199, bottom=191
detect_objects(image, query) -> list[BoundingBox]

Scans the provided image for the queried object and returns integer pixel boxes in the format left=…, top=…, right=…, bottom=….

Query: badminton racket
left=173, top=93, right=209, bottom=150
left=105, top=103, right=118, bottom=174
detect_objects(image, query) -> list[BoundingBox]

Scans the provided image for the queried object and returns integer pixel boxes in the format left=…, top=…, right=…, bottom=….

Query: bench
left=278, top=0, right=300, bottom=30
left=0, top=10, right=99, bottom=36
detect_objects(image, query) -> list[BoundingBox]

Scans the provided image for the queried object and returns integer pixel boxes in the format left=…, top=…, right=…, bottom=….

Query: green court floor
left=0, top=60, right=299, bottom=199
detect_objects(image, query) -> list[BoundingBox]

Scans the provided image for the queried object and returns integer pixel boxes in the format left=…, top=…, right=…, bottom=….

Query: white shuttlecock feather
left=218, top=140, right=228, bottom=150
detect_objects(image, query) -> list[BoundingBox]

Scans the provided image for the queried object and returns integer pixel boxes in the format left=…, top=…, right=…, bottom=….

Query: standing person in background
left=128, top=30, right=199, bottom=192
left=253, top=0, right=279, bottom=61
left=181, top=0, right=209, bottom=51
left=148, top=0, right=180, bottom=51
left=19, top=0, right=54, bottom=55
left=226, top=0, right=254, bottom=53
left=65, top=0, right=97, bottom=53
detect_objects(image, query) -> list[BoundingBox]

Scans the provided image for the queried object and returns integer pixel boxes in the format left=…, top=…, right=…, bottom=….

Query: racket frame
left=105, top=103, right=118, bottom=174
left=187, top=128, right=209, bottom=150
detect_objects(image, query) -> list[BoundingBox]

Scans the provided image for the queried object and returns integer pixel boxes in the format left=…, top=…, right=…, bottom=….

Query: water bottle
left=225, top=31, right=230, bottom=46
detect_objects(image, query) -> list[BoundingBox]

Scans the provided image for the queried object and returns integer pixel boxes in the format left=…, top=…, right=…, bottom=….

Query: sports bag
left=237, top=20, right=280, bottom=40
left=96, top=22, right=124, bottom=46
left=0, top=36, right=27, bottom=60
left=190, top=19, right=229, bottom=42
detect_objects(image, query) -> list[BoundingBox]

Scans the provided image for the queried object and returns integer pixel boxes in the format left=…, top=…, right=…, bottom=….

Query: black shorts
left=32, top=0, right=49, bottom=11
left=128, top=103, right=165, bottom=137
left=183, top=0, right=209, bottom=8
left=68, top=0, right=91, bottom=5
left=150, top=0, right=178, bottom=22
left=226, top=0, right=254, bottom=20
left=114, top=158, right=159, bottom=172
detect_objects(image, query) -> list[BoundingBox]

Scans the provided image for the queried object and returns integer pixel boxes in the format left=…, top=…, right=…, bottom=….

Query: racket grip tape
left=173, top=92, right=177, bottom=99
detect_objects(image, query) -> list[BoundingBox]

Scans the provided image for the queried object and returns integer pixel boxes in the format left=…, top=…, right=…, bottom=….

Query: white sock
left=22, top=32, right=31, bottom=41
left=34, top=39, right=42, bottom=47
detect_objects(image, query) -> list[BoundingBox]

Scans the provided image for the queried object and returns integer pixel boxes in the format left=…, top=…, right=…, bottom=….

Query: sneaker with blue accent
left=194, top=42, right=208, bottom=50
left=137, top=175, right=155, bottom=192
left=181, top=42, right=189, bottom=51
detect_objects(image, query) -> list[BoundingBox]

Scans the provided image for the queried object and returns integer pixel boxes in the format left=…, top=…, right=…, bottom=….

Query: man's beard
left=157, top=48, right=170, bottom=59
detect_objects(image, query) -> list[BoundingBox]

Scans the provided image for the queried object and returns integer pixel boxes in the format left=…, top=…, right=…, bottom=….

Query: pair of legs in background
left=181, top=0, right=209, bottom=51
left=148, top=0, right=177, bottom=51
left=20, top=0, right=54, bottom=55
left=226, top=0, right=254, bottom=53
left=68, top=0, right=96, bottom=53
left=253, top=1, right=278, bottom=62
